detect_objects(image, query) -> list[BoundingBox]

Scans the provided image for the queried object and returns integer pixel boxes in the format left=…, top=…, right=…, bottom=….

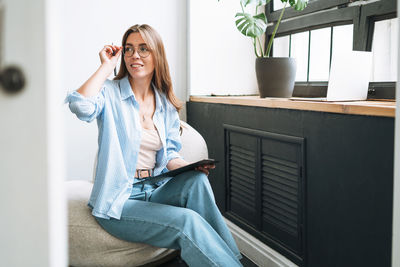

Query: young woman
left=65, top=24, right=242, bottom=267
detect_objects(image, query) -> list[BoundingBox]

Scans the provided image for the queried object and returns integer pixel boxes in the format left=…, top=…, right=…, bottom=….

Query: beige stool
left=68, top=121, right=208, bottom=267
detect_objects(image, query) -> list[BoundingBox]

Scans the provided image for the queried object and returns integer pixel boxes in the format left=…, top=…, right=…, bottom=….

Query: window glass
left=331, top=24, right=354, bottom=66
left=273, top=0, right=285, bottom=11
left=371, top=18, right=398, bottom=82
left=291, top=31, right=309, bottom=81
left=273, top=36, right=290, bottom=57
left=309, top=28, right=331, bottom=81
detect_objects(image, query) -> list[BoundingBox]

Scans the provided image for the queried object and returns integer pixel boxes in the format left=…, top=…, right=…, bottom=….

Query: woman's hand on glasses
left=99, top=45, right=122, bottom=67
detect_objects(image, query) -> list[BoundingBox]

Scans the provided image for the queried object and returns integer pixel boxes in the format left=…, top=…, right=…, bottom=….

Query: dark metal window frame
left=265, top=0, right=397, bottom=99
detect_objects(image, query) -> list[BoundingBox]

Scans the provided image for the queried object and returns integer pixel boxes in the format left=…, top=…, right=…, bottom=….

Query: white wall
left=63, top=0, right=187, bottom=181
left=0, top=0, right=66, bottom=266
left=189, top=0, right=258, bottom=96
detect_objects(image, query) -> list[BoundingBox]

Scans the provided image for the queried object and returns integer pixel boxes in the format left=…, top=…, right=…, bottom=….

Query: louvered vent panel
left=262, top=154, right=299, bottom=236
left=228, top=144, right=257, bottom=224
left=224, top=125, right=305, bottom=262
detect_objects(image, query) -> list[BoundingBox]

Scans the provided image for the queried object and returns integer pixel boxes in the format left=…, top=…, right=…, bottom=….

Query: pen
left=112, top=42, right=117, bottom=76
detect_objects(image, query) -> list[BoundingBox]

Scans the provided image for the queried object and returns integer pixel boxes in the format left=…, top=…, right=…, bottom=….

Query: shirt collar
left=120, top=76, right=134, bottom=101
left=119, top=76, right=163, bottom=113
left=152, top=82, right=164, bottom=113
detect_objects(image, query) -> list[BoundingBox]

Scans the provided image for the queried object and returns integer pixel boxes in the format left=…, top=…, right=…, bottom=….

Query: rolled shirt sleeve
left=166, top=107, right=182, bottom=163
left=64, top=86, right=106, bottom=123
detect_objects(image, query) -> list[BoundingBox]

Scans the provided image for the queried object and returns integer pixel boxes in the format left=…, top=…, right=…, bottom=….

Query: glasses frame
left=122, top=44, right=151, bottom=58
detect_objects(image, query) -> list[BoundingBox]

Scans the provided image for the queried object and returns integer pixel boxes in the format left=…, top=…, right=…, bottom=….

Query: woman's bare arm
left=167, top=157, right=189, bottom=170
left=77, top=45, right=122, bottom=97
left=167, top=158, right=215, bottom=176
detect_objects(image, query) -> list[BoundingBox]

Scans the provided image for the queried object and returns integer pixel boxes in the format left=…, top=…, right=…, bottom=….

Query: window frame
left=265, top=0, right=397, bottom=99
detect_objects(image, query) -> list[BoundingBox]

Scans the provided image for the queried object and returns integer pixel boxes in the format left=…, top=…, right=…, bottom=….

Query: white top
left=136, top=128, right=163, bottom=169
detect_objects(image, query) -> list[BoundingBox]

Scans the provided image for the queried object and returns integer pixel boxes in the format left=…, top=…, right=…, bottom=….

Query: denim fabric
left=95, top=171, right=243, bottom=267
left=64, top=76, right=182, bottom=220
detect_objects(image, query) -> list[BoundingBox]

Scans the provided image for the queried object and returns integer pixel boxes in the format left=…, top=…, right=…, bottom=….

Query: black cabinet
left=187, top=102, right=394, bottom=267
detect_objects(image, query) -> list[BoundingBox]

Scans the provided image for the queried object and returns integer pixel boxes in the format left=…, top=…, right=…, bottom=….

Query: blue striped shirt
left=65, top=76, right=182, bottom=219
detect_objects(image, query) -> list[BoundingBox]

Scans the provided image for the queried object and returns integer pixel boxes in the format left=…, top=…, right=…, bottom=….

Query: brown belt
left=135, top=169, right=154, bottom=179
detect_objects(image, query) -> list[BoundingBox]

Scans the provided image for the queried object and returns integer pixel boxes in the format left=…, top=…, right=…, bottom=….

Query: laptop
left=290, top=50, right=373, bottom=102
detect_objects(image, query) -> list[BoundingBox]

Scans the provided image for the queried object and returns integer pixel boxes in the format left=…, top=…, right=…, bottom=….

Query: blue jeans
left=95, top=170, right=243, bottom=267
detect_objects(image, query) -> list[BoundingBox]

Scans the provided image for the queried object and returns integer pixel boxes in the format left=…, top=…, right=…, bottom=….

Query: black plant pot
left=255, top=57, right=297, bottom=98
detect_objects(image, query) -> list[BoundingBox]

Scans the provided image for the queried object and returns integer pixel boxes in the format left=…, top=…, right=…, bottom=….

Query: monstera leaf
left=218, top=0, right=308, bottom=57
left=240, top=0, right=271, bottom=7
left=235, top=12, right=267, bottom=38
left=284, top=0, right=308, bottom=10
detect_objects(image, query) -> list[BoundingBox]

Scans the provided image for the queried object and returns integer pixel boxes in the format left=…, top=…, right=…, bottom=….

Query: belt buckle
left=137, top=169, right=152, bottom=180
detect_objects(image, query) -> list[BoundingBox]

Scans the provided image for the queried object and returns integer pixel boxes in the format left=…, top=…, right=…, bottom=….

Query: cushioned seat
left=68, top=121, right=208, bottom=267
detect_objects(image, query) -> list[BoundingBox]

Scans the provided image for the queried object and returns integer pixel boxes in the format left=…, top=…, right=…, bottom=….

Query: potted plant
left=218, top=0, right=308, bottom=97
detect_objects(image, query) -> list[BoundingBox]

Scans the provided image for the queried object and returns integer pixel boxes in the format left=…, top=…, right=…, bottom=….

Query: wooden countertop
left=189, top=96, right=396, bottom=118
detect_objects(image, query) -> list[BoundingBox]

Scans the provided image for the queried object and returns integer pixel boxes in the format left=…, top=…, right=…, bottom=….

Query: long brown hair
left=114, top=24, right=182, bottom=111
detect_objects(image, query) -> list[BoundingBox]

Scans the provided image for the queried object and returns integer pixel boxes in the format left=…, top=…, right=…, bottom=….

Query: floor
left=159, top=253, right=258, bottom=267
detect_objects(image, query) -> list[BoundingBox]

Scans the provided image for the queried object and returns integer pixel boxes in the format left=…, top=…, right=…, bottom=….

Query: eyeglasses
left=123, top=44, right=151, bottom=58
